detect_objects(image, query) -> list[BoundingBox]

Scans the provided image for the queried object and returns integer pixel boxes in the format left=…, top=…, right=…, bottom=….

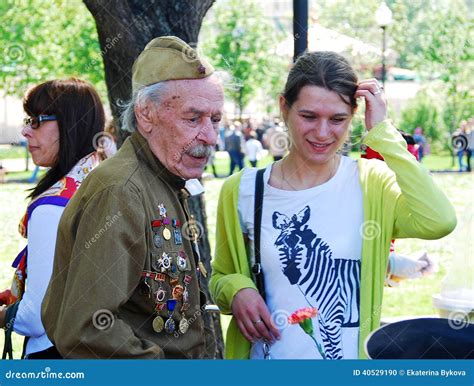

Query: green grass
left=0, top=144, right=27, bottom=160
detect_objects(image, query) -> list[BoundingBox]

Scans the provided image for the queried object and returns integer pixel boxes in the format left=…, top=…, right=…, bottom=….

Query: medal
left=162, top=218, right=171, bottom=241
left=173, top=229, right=183, bottom=245
left=165, top=299, right=177, bottom=334
left=163, top=228, right=171, bottom=241
left=153, top=233, right=162, bottom=248
left=165, top=317, right=176, bottom=334
left=151, top=220, right=163, bottom=248
left=152, top=316, right=164, bottom=333
left=172, top=219, right=183, bottom=245
left=179, top=318, right=189, bottom=334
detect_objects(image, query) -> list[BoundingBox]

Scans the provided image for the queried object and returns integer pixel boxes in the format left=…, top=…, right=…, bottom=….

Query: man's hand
left=231, top=288, right=281, bottom=343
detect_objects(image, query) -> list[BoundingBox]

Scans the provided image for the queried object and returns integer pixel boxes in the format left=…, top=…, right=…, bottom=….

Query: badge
left=177, top=254, right=187, bottom=271
left=163, top=227, right=172, bottom=241
left=161, top=252, right=171, bottom=270
left=155, top=288, right=166, bottom=302
left=179, top=318, right=189, bottom=334
left=173, top=229, right=183, bottom=245
left=158, top=203, right=167, bottom=217
left=153, top=233, right=162, bottom=248
left=172, top=218, right=181, bottom=228
left=152, top=316, right=164, bottom=333
left=172, top=285, right=184, bottom=300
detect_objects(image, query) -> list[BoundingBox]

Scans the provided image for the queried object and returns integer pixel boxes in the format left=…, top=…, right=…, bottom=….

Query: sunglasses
left=23, top=114, right=57, bottom=129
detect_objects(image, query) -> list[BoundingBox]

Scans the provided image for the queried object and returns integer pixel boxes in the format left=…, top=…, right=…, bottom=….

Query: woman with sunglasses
left=210, top=51, right=456, bottom=359
left=0, top=78, right=105, bottom=359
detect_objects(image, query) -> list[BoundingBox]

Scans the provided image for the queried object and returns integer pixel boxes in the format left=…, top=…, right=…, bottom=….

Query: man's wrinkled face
left=136, top=76, right=224, bottom=179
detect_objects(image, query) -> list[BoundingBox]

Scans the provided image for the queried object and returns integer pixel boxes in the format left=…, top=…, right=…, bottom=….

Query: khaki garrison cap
left=131, top=36, right=215, bottom=93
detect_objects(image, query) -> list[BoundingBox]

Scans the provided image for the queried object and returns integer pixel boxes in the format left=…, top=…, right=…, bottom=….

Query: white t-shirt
left=245, top=139, right=263, bottom=161
left=238, top=157, right=363, bottom=359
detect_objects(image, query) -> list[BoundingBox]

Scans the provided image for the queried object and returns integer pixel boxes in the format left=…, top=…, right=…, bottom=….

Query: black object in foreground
left=365, top=318, right=474, bottom=359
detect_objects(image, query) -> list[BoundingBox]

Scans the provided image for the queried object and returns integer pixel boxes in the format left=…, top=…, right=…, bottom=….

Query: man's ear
left=135, top=102, right=155, bottom=135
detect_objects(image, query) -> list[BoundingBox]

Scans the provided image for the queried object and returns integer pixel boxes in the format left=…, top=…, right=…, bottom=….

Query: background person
left=245, top=131, right=263, bottom=167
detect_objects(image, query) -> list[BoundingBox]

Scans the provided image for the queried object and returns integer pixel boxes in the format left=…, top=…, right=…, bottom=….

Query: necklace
left=280, top=155, right=340, bottom=191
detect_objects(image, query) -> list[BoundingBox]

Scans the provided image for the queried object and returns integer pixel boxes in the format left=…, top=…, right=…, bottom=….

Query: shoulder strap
left=253, top=168, right=266, bottom=302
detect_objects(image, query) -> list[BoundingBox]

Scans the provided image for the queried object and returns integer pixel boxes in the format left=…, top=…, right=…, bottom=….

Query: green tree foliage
left=398, top=90, right=441, bottom=140
left=202, top=0, right=286, bottom=118
left=412, top=0, right=473, bottom=132
left=0, top=0, right=105, bottom=98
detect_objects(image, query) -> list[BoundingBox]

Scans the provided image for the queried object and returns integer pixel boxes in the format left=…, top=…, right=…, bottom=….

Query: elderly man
left=41, top=37, right=224, bottom=359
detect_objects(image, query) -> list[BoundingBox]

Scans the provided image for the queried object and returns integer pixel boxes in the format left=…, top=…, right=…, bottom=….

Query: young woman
left=0, top=78, right=105, bottom=359
left=210, top=51, right=456, bottom=359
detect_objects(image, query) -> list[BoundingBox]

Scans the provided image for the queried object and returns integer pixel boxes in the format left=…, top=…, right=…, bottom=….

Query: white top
left=245, top=139, right=263, bottom=161
left=238, top=157, right=363, bottom=359
left=13, top=204, right=64, bottom=355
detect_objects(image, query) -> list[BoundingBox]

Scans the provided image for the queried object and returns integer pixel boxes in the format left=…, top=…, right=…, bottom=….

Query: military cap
left=132, top=36, right=214, bottom=93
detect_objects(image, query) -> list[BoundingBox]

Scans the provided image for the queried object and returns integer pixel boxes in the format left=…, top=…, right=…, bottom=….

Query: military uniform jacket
left=42, top=132, right=205, bottom=359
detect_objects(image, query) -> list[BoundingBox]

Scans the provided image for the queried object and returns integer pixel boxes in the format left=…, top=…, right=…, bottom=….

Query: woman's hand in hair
left=231, top=288, right=281, bottom=344
left=355, top=79, right=388, bottom=130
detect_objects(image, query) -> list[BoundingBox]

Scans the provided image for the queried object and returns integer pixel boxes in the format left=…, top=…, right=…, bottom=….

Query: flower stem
left=308, top=333, right=326, bottom=359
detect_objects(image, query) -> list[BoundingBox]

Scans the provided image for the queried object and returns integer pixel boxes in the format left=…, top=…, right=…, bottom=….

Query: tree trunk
left=83, top=0, right=224, bottom=359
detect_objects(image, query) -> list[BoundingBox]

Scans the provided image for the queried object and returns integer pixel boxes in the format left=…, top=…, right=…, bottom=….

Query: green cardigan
left=210, top=120, right=457, bottom=359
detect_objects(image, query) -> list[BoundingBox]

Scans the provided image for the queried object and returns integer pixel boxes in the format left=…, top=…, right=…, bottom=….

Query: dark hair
left=282, top=51, right=358, bottom=111
left=23, top=78, right=105, bottom=199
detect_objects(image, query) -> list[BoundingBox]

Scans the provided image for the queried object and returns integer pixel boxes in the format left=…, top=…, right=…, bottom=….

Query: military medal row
left=142, top=270, right=192, bottom=335
left=153, top=203, right=184, bottom=247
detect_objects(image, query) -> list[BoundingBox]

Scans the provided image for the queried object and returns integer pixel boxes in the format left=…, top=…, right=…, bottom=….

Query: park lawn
left=0, top=167, right=471, bottom=357
left=0, top=144, right=26, bottom=160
